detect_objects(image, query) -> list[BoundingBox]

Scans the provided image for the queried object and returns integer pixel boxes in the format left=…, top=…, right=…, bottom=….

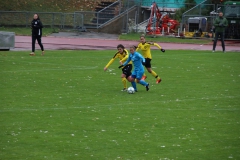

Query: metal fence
left=0, top=0, right=135, bottom=31
left=74, top=0, right=137, bottom=29
left=180, top=0, right=215, bottom=37
left=0, top=11, right=83, bottom=29
left=128, top=0, right=205, bottom=33
left=2, top=0, right=239, bottom=37
left=0, top=0, right=196, bottom=31
left=217, top=3, right=240, bottom=39
left=181, top=0, right=214, bottom=30
left=181, top=1, right=240, bottom=39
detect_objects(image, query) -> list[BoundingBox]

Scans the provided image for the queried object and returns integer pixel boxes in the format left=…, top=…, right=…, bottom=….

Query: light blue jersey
left=123, top=51, right=149, bottom=91
left=123, top=51, right=145, bottom=72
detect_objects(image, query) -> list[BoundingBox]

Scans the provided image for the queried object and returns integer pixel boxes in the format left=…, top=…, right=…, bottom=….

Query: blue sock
left=139, top=80, right=148, bottom=86
left=131, top=81, right=137, bottom=91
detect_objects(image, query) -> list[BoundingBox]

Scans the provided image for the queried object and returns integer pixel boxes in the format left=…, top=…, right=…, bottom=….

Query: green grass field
left=1, top=50, right=240, bottom=159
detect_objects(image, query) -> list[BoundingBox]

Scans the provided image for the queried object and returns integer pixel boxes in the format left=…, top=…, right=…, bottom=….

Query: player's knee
left=121, top=74, right=126, bottom=78
left=127, top=77, right=134, bottom=82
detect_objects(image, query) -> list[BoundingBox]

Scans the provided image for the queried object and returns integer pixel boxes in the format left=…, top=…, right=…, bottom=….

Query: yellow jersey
left=136, top=42, right=162, bottom=59
left=105, top=49, right=132, bottom=68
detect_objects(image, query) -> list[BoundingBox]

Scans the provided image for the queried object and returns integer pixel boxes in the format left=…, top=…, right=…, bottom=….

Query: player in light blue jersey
left=118, top=46, right=149, bottom=91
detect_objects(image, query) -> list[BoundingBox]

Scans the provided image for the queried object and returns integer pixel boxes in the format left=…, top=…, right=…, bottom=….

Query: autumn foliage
left=0, top=0, right=117, bottom=12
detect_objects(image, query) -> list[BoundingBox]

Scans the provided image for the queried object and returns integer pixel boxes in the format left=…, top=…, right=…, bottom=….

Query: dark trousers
left=32, top=35, right=44, bottom=52
left=213, top=32, right=225, bottom=51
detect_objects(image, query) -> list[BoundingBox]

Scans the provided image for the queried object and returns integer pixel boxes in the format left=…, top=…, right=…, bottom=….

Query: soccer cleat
left=156, top=78, right=162, bottom=84
left=212, top=50, right=215, bottom=53
left=146, top=83, right=149, bottom=91
left=29, top=52, right=35, bottom=56
left=41, top=51, right=45, bottom=56
left=121, top=88, right=127, bottom=91
left=223, top=51, right=226, bottom=53
left=141, top=75, right=147, bottom=80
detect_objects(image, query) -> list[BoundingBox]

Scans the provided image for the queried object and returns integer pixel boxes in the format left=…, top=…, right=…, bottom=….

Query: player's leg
left=136, top=70, right=149, bottom=91
left=141, top=58, right=147, bottom=80
left=121, top=67, right=127, bottom=91
left=121, top=64, right=132, bottom=91
left=213, top=32, right=219, bottom=52
left=127, top=71, right=137, bottom=91
left=30, top=35, right=36, bottom=55
left=121, top=74, right=127, bottom=91
left=145, top=58, right=161, bottom=84
left=36, top=36, right=44, bottom=55
left=131, top=81, right=137, bottom=91
left=220, top=32, right=225, bottom=52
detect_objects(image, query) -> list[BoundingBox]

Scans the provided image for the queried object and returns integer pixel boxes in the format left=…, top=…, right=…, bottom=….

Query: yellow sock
left=122, top=77, right=127, bottom=89
left=151, top=70, right=161, bottom=79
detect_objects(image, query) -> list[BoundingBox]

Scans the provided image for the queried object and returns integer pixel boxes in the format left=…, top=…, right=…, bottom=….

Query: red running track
left=13, top=36, right=240, bottom=52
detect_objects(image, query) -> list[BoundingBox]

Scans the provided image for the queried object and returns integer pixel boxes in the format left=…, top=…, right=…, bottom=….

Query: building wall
left=138, top=0, right=203, bottom=9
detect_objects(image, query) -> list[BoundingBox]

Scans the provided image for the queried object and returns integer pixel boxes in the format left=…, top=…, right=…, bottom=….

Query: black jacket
left=31, top=19, right=43, bottom=36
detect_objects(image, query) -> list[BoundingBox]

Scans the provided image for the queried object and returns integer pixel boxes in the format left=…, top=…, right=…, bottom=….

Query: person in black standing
left=30, top=13, right=44, bottom=56
left=212, top=12, right=228, bottom=53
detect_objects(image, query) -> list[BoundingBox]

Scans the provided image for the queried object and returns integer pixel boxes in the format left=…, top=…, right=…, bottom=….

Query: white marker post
left=176, top=28, right=180, bottom=37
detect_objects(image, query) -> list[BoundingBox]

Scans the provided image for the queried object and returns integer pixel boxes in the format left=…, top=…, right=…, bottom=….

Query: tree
left=174, top=0, right=197, bottom=22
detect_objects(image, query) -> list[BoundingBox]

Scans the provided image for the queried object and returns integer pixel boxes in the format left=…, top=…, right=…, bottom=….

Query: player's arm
left=104, top=53, right=117, bottom=71
left=213, top=18, right=219, bottom=27
left=223, top=18, right=228, bottom=27
left=34, top=20, right=43, bottom=28
left=136, top=43, right=140, bottom=51
left=120, top=50, right=129, bottom=64
left=139, top=53, right=145, bottom=64
left=123, top=56, right=131, bottom=66
left=38, top=20, right=43, bottom=28
left=152, top=43, right=162, bottom=49
left=151, top=42, right=165, bottom=52
left=119, top=55, right=131, bottom=68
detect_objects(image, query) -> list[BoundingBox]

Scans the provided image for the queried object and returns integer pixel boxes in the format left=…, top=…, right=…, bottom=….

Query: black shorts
left=122, top=64, right=132, bottom=78
left=143, top=58, right=152, bottom=68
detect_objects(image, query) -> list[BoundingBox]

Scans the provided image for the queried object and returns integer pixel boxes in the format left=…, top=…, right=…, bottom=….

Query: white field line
left=0, top=95, right=239, bottom=112
left=0, top=106, right=238, bottom=113
left=3, top=59, right=97, bottom=67
left=0, top=55, right=110, bottom=59
left=20, top=60, right=79, bottom=66
left=1, top=59, right=99, bottom=72
left=1, top=66, right=98, bottom=72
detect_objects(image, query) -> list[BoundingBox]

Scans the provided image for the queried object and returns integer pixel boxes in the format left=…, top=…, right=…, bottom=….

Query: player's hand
left=118, top=65, right=123, bottom=69
left=142, top=62, right=146, bottom=66
left=219, top=23, right=223, bottom=27
left=104, top=67, right=107, bottom=71
left=119, top=61, right=123, bottom=65
left=161, top=49, right=165, bottom=52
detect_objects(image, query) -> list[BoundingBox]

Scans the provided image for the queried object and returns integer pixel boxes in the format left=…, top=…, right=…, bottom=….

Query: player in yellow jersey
left=136, top=35, right=165, bottom=84
left=104, top=44, right=132, bottom=91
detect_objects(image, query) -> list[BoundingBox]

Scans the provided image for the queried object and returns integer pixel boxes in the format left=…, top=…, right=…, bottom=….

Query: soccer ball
left=127, top=87, right=135, bottom=94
